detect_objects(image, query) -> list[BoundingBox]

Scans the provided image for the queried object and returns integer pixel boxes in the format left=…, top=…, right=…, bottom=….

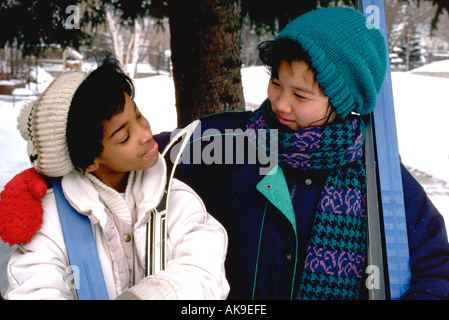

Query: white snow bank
left=411, top=59, right=449, bottom=73
left=392, top=72, right=449, bottom=183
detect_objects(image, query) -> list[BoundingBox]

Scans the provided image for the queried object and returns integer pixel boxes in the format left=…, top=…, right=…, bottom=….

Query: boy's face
left=86, top=93, right=159, bottom=189
left=268, top=60, right=331, bottom=130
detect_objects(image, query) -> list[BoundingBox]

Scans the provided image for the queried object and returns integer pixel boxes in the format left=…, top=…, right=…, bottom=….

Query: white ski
left=145, top=119, right=200, bottom=276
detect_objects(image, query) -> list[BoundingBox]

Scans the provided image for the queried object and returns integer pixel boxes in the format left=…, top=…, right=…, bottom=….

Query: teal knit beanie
left=275, top=7, right=387, bottom=119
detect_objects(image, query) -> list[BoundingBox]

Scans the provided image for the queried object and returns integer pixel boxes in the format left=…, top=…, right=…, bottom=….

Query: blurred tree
left=0, top=0, right=94, bottom=56
left=397, top=25, right=428, bottom=70
left=419, top=0, right=449, bottom=28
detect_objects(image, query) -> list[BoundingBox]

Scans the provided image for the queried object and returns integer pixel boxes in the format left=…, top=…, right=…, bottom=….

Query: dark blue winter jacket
left=155, top=111, right=449, bottom=300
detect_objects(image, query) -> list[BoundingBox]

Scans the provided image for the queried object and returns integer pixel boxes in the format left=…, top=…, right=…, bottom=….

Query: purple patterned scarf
left=247, top=101, right=367, bottom=300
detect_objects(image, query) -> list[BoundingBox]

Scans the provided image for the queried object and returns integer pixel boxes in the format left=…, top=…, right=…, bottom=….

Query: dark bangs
left=258, top=38, right=314, bottom=79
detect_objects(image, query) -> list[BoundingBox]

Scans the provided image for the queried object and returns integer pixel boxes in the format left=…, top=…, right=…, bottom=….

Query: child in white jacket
left=4, top=54, right=229, bottom=300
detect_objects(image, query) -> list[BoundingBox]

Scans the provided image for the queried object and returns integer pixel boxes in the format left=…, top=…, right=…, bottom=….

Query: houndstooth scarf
left=247, top=101, right=367, bottom=300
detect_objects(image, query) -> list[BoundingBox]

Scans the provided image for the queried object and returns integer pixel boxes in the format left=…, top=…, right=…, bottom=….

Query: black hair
left=259, top=39, right=314, bottom=79
left=66, top=52, right=135, bottom=171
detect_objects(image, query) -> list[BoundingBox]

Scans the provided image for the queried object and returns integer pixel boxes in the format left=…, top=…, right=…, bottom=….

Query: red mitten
left=0, top=168, right=47, bottom=246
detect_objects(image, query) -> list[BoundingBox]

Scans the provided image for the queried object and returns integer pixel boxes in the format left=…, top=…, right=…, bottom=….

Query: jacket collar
left=60, top=153, right=167, bottom=227
left=256, top=165, right=297, bottom=234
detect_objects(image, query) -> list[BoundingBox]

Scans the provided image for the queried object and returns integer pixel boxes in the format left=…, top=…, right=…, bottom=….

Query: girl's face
left=86, top=93, right=159, bottom=191
left=268, top=60, right=331, bottom=130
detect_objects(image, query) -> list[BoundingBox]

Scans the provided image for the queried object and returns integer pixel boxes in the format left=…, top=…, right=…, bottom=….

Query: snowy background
left=1, top=62, right=449, bottom=296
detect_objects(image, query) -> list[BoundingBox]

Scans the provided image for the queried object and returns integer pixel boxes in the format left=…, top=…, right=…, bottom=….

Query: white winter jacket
left=5, top=154, right=229, bottom=300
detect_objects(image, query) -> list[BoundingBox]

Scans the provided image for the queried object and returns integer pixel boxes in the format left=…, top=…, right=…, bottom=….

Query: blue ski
left=357, top=0, right=411, bottom=299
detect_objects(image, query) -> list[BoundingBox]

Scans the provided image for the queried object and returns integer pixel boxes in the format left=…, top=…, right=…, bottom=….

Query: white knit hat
left=17, top=72, right=86, bottom=177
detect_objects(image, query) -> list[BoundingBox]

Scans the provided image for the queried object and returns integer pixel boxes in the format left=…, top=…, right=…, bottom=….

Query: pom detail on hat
left=0, top=168, right=47, bottom=246
left=17, top=101, right=35, bottom=141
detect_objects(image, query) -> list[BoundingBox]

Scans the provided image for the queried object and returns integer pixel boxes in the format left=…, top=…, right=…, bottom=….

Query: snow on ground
left=1, top=66, right=448, bottom=296
left=392, top=71, right=449, bottom=216
left=410, top=59, right=449, bottom=74
left=393, top=71, right=449, bottom=180
left=133, top=75, right=178, bottom=135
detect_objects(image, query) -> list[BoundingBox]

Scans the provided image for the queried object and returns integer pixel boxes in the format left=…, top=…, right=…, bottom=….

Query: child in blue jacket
left=156, top=7, right=449, bottom=299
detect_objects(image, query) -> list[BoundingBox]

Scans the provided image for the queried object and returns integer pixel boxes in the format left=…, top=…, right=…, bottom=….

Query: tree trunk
left=128, top=19, right=143, bottom=79
left=106, top=8, right=124, bottom=65
left=168, top=0, right=245, bottom=126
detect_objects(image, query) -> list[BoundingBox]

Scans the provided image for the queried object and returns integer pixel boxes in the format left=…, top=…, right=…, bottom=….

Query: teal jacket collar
left=256, top=166, right=297, bottom=234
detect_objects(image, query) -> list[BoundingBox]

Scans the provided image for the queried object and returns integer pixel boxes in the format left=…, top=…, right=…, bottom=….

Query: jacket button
left=305, top=178, right=312, bottom=186
left=286, top=253, right=292, bottom=261
left=124, top=234, right=132, bottom=242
